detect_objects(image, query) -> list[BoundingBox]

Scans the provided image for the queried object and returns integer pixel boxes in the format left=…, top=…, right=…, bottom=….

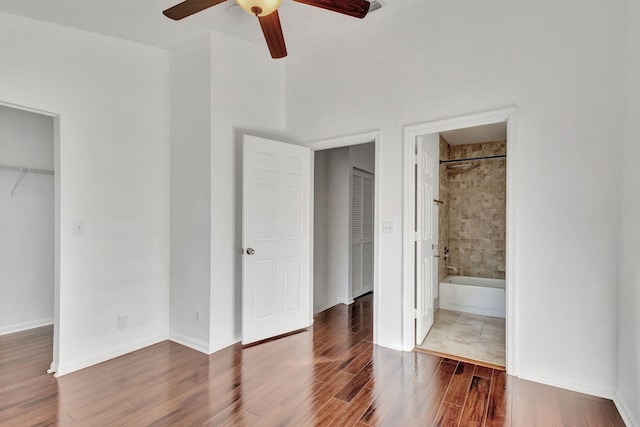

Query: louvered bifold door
left=351, top=169, right=374, bottom=299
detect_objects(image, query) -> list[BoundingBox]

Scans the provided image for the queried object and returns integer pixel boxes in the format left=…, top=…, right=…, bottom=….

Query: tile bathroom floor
left=416, top=309, right=506, bottom=367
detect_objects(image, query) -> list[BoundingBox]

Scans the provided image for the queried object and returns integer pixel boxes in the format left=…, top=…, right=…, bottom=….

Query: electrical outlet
left=195, top=311, right=200, bottom=323
left=73, top=220, right=85, bottom=235
left=118, top=314, right=127, bottom=329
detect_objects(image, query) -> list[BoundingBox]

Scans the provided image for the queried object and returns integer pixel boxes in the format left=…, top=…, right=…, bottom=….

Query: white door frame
left=402, top=107, right=518, bottom=374
left=305, top=130, right=381, bottom=343
left=0, top=100, right=61, bottom=374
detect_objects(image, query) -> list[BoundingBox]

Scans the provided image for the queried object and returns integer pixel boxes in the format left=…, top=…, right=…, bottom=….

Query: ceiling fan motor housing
left=236, top=0, right=282, bottom=17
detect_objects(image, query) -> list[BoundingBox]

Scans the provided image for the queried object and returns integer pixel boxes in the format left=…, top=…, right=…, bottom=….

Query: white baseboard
left=208, top=337, right=241, bottom=355
left=170, top=332, right=209, bottom=354
left=615, top=391, right=639, bottom=427
left=0, top=317, right=53, bottom=336
left=515, top=368, right=615, bottom=400
left=376, top=339, right=405, bottom=352
left=314, top=300, right=350, bottom=315
left=54, top=333, right=168, bottom=377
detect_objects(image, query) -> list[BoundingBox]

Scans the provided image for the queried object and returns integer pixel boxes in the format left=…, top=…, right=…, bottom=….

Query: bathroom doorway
left=402, top=107, right=517, bottom=373
left=416, top=124, right=507, bottom=368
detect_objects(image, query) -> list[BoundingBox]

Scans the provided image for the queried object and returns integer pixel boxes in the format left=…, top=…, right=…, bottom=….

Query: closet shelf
left=1, top=165, right=54, bottom=196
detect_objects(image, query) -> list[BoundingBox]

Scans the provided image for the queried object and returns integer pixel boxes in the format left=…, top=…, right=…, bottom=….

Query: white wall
left=167, top=32, right=285, bottom=354
left=350, top=142, right=375, bottom=174
left=209, top=32, right=286, bottom=352
left=286, top=0, right=625, bottom=396
left=616, top=0, right=640, bottom=424
left=313, top=150, right=329, bottom=313
left=314, top=147, right=350, bottom=313
left=313, top=143, right=375, bottom=313
left=169, top=34, right=212, bottom=352
left=0, top=105, right=54, bottom=334
left=0, top=12, right=171, bottom=375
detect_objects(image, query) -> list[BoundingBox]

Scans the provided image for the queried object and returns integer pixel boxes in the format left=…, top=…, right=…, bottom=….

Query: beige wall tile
left=441, top=139, right=506, bottom=279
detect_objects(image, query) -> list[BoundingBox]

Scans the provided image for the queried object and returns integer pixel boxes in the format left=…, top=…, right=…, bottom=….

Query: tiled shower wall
left=438, top=136, right=450, bottom=284
left=442, top=140, right=506, bottom=280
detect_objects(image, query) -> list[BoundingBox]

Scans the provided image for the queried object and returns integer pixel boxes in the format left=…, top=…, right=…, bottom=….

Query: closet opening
left=0, top=102, right=59, bottom=376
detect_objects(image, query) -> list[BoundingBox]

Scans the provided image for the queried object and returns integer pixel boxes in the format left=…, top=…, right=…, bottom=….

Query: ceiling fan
left=163, top=0, right=372, bottom=59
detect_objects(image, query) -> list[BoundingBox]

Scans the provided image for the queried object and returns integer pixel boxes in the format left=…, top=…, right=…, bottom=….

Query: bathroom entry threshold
left=416, top=309, right=506, bottom=369
left=414, top=347, right=505, bottom=371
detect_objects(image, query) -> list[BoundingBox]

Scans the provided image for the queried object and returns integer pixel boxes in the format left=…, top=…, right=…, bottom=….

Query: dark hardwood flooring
left=0, top=295, right=626, bottom=426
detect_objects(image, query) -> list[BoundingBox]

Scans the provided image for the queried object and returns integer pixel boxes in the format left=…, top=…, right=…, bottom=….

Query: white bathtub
left=439, top=276, right=505, bottom=318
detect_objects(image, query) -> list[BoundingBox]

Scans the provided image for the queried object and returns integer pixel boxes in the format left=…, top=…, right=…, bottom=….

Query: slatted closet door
left=352, top=169, right=374, bottom=299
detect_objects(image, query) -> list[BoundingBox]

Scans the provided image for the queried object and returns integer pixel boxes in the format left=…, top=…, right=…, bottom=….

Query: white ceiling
left=0, top=0, right=419, bottom=54
left=440, top=122, right=507, bottom=146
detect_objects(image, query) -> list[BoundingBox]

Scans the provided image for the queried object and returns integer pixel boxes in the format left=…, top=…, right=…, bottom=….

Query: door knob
left=246, top=248, right=255, bottom=255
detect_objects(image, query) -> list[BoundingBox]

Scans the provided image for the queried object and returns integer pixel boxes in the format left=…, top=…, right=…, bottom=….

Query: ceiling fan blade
left=257, top=11, right=287, bottom=59
left=294, top=0, right=370, bottom=19
left=163, top=0, right=226, bottom=20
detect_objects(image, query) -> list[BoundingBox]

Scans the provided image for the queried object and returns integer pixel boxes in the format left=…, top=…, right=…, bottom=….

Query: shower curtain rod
left=440, top=154, right=506, bottom=164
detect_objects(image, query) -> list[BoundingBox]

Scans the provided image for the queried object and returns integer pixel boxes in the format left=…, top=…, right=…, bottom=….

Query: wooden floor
left=0, top=295, right=625, bottom=426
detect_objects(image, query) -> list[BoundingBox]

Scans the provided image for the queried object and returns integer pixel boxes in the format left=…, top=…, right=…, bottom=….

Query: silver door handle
left=246, top=248, right=255, bottom=255
left=433, top=254, right=440, bottom=258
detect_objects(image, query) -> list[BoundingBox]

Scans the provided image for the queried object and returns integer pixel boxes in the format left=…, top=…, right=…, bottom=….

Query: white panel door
left=351, top=169, right=374, bottom=299
left=415, top=134, right=439, bottom=345
left=242, top=135, right=311, bottom=345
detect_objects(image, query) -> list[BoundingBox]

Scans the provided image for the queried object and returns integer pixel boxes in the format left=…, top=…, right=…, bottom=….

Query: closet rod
left=0, top=165, right=54, bottom=175
left=440, top=154, right=506, bottom=164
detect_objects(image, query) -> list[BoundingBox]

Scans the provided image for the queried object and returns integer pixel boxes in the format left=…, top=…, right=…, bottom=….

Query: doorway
left=307, top=132, right=380, bottom=342
left=415, top=124, right=507, bottom=368
left=0, top=102, right=59, bottom=373
left=402, top=107, right=517, bottom=373
left=312, top=143, right=375, bottom=314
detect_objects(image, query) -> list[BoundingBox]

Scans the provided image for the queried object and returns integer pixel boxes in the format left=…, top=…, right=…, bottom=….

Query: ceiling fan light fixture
left=236, top=0, right=282, bottom=16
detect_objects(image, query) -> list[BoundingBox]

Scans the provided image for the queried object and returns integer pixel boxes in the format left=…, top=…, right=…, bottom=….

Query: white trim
left=0, top=100, right=61, bottom=376
left=52, top=114, right=61, bottom=384
left=375, top=339, right=404, bottom=352
left=315, top=299, right=354, bottom=314
left=306, top=130, right=381, bottom=345
left=402, top=107, right=518, bottom=376
left=54, top=334, right=168, bottom=376
left=0, top=317, right=54, bottom=336
left=169, top=332, right=210, bottom=354
left=307, top=130, right=380, bottom=151
left=614, top=391, right=640, bottom=427
left=0, top=99, right=58, bottom=117
left=516, top=368, right=615, bottom=400
left=208, top=337, right=242, bottom=355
